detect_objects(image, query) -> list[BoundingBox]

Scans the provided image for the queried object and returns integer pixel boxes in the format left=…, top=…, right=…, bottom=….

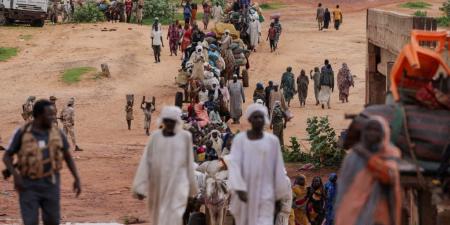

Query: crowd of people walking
left=316, top=3, right=343, bottom=31
left=0, top=1, right=366, bottom=225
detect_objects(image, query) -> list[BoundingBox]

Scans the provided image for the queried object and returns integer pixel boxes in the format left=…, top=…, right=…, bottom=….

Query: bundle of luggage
left=230, top=41, right=248, bottom=66
left=213, top=22, right=240, bottom=39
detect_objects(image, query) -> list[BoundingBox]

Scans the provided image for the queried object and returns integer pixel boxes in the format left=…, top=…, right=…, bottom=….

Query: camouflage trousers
left=63, top=125, right=76, bottom=148
left=273, top=122, right=284, bottom=146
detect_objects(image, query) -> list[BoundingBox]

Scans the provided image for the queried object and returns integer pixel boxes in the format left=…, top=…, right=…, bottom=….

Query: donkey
left=205, top=170, right=229, bottom=225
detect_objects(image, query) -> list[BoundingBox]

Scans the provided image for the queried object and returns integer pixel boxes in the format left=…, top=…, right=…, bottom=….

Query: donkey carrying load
left=188, top=160, right=230, bottom=225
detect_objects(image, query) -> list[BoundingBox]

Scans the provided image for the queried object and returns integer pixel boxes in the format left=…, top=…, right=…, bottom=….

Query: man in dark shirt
left=319, top=59, right=335, bottom=109
left=264, top=80, right=274, bottom=114
left=3, top=99, right=81, bottom=225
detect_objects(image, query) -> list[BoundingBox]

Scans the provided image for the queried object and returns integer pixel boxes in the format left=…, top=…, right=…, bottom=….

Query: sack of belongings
left=214, top=22, right=240, bottom=39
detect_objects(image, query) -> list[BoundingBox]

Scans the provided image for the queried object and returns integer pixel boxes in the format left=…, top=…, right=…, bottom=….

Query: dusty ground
left=0, top=0, right=446, bottom=223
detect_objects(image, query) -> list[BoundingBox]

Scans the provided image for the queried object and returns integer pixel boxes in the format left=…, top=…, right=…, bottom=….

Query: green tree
left=143, top=0, right=177, bottom=20
left=73, top=0, right=105, bottom=23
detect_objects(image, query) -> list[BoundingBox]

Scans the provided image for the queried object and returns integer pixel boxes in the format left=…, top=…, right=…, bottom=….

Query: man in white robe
left=132, top=106, right=198, bottom=225
left=211, top=2, right=223, bottom=24
left=228, top=104, right=290, bottom=225
left=189, top=45, right=206, bottom=81
left=247, top=18, right=261, bottom=51
left=228, top=74, right=245, bottom=124
left=275, top=175, right=294, bottom=225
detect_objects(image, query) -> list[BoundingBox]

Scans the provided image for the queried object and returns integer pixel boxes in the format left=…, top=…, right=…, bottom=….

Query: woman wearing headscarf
left=306, top=176, right=325, bottom=225
left=194, top=103, right=209, bottom=128
left=324, top=173, right=337, bottom=225
left=280, top=67, right=296, bottom=107
left=228, top=103, right=290, bottom=225
left=297, top=69, right=309, bottom=107
left=293, top=175, right=308, bottom=225
left=337, top=63, right=354, bottom=103
left=253, top=82, right=266, bottom=104
left=335, top=116, right=401, bottom=225
left=132, top=106, right=198, bottom=225
left=181, top=23, right=192, bottom=55
left=168, top=20, right=180, bottom=56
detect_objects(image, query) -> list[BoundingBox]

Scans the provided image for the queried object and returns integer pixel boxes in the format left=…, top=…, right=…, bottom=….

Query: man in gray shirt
left=316, top=3, right=325, bottom=31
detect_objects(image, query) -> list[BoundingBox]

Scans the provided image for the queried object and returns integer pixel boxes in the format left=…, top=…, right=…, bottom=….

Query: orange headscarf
left=335, top=116, right=402, bottom=225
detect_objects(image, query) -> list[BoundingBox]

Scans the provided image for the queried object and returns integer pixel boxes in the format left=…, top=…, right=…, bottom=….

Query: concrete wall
left=367, top=8, right=415, bottom=56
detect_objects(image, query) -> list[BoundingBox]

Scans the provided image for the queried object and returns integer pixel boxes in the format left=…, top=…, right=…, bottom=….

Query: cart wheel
left=31, top=19, right=44, bottom=27
left=242, top=70, right=249, bottom=87
left=175, top=92, right=183, bottom=108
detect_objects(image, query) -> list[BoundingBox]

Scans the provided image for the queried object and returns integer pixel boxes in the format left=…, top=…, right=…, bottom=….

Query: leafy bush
left=400, top=1, right=432, bottom=9
left=439, top=1, right=450, bottom=27
left=413, top=10, right=427, bottom=17
left=437, top=16, right=450, bottom=27
left=282, top=137, right=313, bottom=163
left=306, top=116, right=345, bottom=167
left=143, top=0, right=177, bottom=21
left=73, top=1, right=105, bottom=23
left=441, top=0, right=450, bottom=17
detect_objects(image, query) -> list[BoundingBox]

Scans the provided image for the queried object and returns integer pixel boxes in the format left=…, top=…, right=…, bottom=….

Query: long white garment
left=247, top=20, right=261, bottom=48
left=219, top=87, right=230, bottom=103
left=319, top=85, right=332, bottom=104
left=228, top=132, right=290, bottom=225
left=211, top=136, right=223, bottom=156
left=228, top=81, right=245, bottom=119
left=189, top=52, right=205, bottom=80
left=212, top=5, right=223, bottom=23
left=132, top=130, right=198, bottom=225
left=275, top=176, right=293, bottom=225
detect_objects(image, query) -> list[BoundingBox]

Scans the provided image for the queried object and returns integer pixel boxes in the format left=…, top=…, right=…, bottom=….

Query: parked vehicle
left=0, top=0, right=49, bottom=27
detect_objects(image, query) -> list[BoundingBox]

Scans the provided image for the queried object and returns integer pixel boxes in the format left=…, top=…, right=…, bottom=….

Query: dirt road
left=0, top=0, right=441, bottom=223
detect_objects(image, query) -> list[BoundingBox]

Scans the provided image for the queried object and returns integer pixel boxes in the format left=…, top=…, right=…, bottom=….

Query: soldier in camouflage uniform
left=22, top=96, right=36, bottom=122
left=270, top=101, right=286, bottom=146
left=59, top=98, right=82, bottom=151
left=3, top=99, right=81, bottom=225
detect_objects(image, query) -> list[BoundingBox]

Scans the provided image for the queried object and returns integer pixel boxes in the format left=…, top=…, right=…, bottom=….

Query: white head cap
left=159, top=106, right=182, bottom=121
left=245, top=103, right=270, bottom=125
left=157, top=106, right=183, bottom=131
left=196, top=45, right=203, bottom=52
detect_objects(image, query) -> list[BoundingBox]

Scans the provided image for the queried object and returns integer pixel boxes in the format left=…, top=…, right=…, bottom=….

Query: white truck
left=0, top=0, right=49, bottom=26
